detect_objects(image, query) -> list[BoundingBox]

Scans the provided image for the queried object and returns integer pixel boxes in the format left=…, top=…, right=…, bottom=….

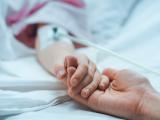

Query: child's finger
left=67, top=67, right=76, bottom=87
left=71, top=61, right=96, bottom=93
left=64, top=56, right=78, bottom=70
left=99, top=75, right=110, bottom=91
left=53, top=65, right=66, bottom=81
left=70, top=60, right=96, bottom=90
left=70, top=59, right=89, bottom=87
left=81, top=70, right=101, bottom=98
left=69, top=72, right=93, bottom=95
left=70, top=57, right=97, bottom=88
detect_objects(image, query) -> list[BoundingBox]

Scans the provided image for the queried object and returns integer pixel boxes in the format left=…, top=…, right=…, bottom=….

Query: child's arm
left=35, top=24, right=75, bottom=75
left=36, top=39, right=74, bottom=75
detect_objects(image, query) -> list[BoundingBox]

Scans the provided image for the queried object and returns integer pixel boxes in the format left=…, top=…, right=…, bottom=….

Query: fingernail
left=82, top=89, right=89, bottom=98
left=71, top=79, right=78, bottom=87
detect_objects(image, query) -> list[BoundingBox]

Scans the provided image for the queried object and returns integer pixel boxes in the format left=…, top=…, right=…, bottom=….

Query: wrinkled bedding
left=1, top=0, right=160, bottom=120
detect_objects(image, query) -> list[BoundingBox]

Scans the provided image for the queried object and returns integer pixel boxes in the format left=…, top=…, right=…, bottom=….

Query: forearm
left=138, top=91, right=160, bottom=120
left=36, top=39, right=74, bottom=74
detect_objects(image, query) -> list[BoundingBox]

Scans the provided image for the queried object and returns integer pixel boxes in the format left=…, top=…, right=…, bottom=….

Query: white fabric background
left=1, top=0, right=160, bottom=120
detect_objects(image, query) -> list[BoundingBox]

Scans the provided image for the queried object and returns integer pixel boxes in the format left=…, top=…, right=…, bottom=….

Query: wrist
left=137, top=90, right=160, bottom=120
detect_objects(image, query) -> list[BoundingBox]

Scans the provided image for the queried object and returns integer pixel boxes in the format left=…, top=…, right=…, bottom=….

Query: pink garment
left=7, top=0, right=85, bottom=26
left=0, top=0, right=89, bottom=60
left=62, top=0, right=85, bottom=7
left=6, top=0, right=85, bottom=48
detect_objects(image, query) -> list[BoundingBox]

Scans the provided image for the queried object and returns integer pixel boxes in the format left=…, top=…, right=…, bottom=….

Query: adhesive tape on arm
left=38, top=25, right=72, bottom=50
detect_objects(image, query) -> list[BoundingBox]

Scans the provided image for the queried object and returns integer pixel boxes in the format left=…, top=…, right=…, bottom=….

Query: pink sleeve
left=5, top=0, right=90, bottom=56
left=7, top=0, right=85, bottom=26
left=61, top=0, right=85, bottom=8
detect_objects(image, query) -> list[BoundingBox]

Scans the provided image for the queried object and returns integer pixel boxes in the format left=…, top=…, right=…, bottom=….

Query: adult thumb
left=102, top=68, right=118, bottom=80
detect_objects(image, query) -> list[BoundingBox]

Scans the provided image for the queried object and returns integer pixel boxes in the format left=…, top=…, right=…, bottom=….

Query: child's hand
left=65, top=55, right=109, bottom=98
left=56, top=55, right=109, bottom=98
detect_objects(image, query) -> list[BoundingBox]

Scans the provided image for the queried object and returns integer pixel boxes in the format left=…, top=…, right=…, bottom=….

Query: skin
left=19, top=24, right=160, bottom=120
left=62, top=61, right=160, bottom=120
left=36, top=40, right=74, bottom=75
left=16, top=23, right=75, bottom=75
left=16, top=24, right=106, bottom=99
left=35, top=24, right=75, bottom=74
left=36, top=25, right=108, bottom=98
left=35, top=24, right=91, bottom=78
left=56, top=55, right=109, bottom=98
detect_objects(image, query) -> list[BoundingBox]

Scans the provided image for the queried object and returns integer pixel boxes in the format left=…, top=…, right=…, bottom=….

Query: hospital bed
left=1, top=0, right=160, bottom=120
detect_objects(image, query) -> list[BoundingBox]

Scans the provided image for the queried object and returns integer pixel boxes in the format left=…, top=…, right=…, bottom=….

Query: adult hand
left=67, top=68, right=155, bottom=120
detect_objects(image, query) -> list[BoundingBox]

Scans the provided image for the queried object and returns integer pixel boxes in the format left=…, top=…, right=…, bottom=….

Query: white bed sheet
left=3, top=101, right=122, bottom=120
left=0, top=56, right=70, bottom=116
left=1, top=0, right=160, bottom=120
